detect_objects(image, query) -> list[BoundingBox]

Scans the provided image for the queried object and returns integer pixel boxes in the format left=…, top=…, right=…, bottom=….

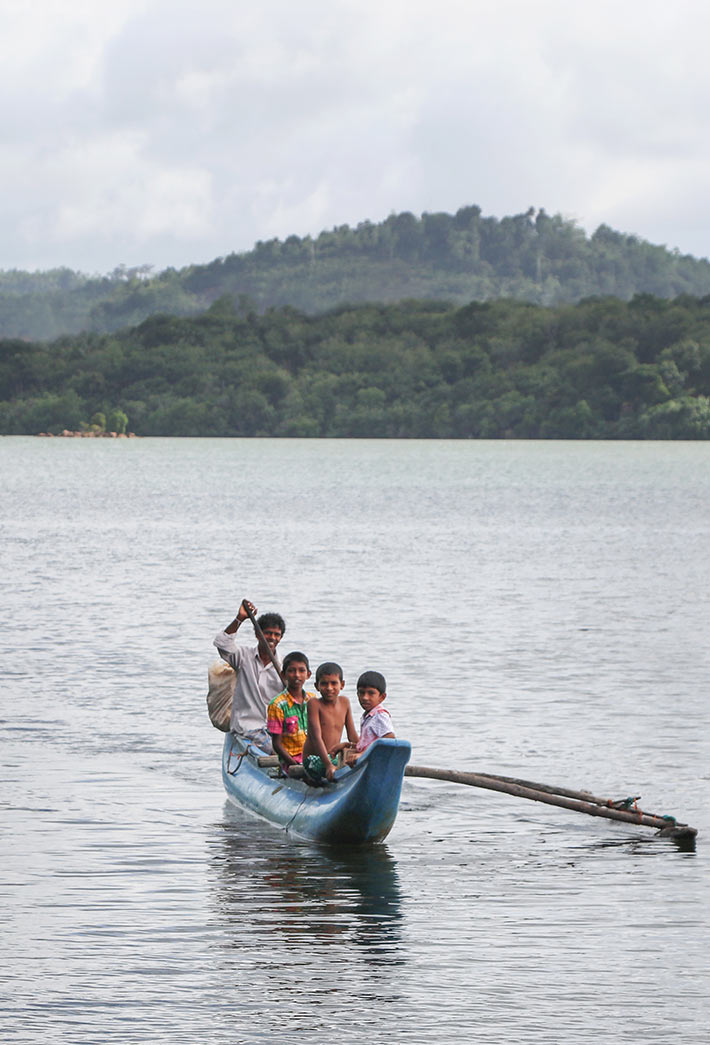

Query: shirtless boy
left=302, top=662, right=358, bottom=783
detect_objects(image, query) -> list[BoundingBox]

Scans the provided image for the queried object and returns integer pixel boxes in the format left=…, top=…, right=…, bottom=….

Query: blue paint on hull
left=222, top=733, right=411, bottom=844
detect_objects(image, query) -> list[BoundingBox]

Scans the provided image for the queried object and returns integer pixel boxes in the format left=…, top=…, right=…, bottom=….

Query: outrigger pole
left=404, top=765, right=697, bottom=846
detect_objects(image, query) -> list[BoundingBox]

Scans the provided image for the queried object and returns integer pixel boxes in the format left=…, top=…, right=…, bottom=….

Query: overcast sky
left=3, top=0, right=710, bottom=274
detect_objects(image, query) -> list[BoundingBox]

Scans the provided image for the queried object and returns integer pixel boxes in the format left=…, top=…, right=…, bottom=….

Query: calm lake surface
left=2, top=437, right=708, bottom=1044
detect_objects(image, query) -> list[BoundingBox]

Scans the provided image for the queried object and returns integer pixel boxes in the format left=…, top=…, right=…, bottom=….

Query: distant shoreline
left=36, top=430, right=138, bottom=438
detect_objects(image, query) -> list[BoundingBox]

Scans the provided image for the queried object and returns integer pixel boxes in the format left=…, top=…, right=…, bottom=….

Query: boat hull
left=222, top=733, right=411, bottom=844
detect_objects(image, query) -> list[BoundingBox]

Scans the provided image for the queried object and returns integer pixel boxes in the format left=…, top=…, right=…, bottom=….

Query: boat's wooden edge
left=256, top=742, right=408, bottom=776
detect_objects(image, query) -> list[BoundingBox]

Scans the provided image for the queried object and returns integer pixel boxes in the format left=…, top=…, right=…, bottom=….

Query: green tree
left=107, top=408, right=128, bottom=434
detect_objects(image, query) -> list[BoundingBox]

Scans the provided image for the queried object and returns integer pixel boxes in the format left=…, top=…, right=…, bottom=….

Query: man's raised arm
left=214, top=598, right=257, bottom=665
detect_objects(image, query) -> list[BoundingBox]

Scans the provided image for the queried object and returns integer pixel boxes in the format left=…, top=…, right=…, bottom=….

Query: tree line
left=2, top=292, right=710, bottom=439
left=3, top=206, right=710, bottom=340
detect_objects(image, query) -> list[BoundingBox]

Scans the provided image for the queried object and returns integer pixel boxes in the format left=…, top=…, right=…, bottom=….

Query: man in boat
left=213, top=599, right=285, bottom=753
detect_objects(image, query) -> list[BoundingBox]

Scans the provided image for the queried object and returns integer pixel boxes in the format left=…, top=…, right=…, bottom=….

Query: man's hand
left=238, top=599, right=256, bottom=623
left=225, top=599, right=256, bottom=635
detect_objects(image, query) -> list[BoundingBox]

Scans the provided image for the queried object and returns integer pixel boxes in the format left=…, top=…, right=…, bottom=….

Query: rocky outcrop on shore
left=37, top=430, right=138, bottom=438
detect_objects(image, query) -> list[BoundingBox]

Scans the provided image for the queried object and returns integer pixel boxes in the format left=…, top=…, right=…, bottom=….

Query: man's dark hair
left=282, top=650, right=309, bottom=672
left=315, top=661, right=344, bottom=684
left=357, top=670, right=386, bottom=694
left=257, top=612, right=285, bottom=636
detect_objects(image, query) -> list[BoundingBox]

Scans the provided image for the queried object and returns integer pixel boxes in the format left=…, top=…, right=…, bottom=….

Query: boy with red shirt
left=267, top=651, right=314, bottom=773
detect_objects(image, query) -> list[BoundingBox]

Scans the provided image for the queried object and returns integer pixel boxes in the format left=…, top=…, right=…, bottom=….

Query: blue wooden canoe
left=222, top=732, right=411, bottom=844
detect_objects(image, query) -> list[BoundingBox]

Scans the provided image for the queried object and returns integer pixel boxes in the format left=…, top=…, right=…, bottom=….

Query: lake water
left=1, top=436, right=708, bottom=1044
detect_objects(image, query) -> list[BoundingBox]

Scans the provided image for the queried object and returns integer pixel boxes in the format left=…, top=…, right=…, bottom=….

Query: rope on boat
left=284, top=792, right=310, bottom=833
left=608, top=796, right=641, bottom=811
left=226, top=743, right=248, bottom=775
left=227, top=740, right=269, bottom=776
left=282, top=762, right=324, bottom=832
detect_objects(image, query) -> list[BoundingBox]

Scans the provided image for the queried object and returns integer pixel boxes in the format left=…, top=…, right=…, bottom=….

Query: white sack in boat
left=206, top=660, right=236, bottom=731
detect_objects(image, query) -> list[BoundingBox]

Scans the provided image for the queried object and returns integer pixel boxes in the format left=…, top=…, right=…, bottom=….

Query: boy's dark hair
left=257, top=612, right=285, bottom=635
left=282, top=650, right=309, bottom=671
left=357, top=670, right=386, bottom=694
left=315, top=661, right=344, bottom=684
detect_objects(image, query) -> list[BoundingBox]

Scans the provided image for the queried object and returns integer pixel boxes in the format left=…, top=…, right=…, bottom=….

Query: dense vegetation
left=3, top=292, right=710, bottom=439
left=3, top=206, right=710, bottom=340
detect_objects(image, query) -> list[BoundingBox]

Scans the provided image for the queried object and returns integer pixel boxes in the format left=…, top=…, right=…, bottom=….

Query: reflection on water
left=210, top=804, right=404, bottom=963
left=580, top=833, right=698, bottom=855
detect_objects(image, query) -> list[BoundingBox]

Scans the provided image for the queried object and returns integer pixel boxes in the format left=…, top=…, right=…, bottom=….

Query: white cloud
left=2, top=0, right=710, bottom=271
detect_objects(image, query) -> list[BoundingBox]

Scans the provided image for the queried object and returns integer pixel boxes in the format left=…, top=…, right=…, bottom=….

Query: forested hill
left=3, top=293, right=710, bottom=439
left=4, top=206, right=710, bottom=340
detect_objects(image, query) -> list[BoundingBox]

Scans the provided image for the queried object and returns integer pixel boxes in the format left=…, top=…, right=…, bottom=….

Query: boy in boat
left=345, top=670, right=395, bottom=766
left=302, top=662, right=359, bottom=783
left=267, top=651, right=315, bottom=774
left=213, top=598, right=285, bottom=752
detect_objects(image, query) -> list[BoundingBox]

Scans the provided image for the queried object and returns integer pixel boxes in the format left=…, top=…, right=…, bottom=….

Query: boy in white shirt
left=345, top=670, right=395, bottom=766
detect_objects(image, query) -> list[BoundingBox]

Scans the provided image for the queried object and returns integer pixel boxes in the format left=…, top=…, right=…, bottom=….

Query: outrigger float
left=404, top=766, right=698, bottom=848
